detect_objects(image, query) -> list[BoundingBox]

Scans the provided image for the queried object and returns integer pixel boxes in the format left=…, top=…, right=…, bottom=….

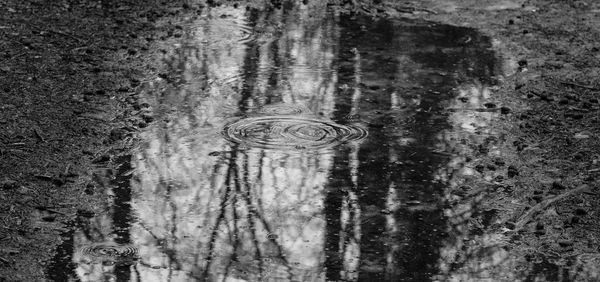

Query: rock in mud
left=507, top=166, right=519, bottom=178
left=0, top=179, right=19, bottom=190
left=500, top=106, right=511, bottom=114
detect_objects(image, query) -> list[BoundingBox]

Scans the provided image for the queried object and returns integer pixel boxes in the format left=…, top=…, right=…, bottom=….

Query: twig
left=33, top=206, right=68, bottom=216
left=514, top=184, right=593, bottom=231
left=561, top=81, right=600, bottom=91
left=45, top=29, right=85, bottom=44
left=64, top=164, right=71, bottom=176
left=0, top=51, right=27, bottom=65
left=34, top=129, right=45, bottom=143
left=0, top=256, right=9, bottom=265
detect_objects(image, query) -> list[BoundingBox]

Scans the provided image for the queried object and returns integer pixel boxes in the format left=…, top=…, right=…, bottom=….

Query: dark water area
left=48, top=2, right=503, bottom=281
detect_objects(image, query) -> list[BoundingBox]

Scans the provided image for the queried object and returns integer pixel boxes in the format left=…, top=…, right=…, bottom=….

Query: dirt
left=0, top=0, right=599, bottom=281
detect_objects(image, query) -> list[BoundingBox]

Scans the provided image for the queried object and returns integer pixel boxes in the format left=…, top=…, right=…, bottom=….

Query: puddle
left=45, top=2, right=520, bottom=281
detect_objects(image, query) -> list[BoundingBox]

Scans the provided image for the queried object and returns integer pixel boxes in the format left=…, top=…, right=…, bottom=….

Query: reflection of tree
left=322, top=15, right=504, bottom=282
left=128, top=2, right=338, bottom=281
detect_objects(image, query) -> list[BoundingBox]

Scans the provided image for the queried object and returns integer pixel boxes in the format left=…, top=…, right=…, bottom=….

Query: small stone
left=130, top=78, right=141, bottom=87
left=77, top=209, right=95, bottom=218
left=142, top=114, right=154, bottom=123
left=552, top=181, right=566, bottom=190
left=0, top=179, right=18, bottom=190
left=536, top=222, right=544, bottom=230
left=475, top=164, right=485, bottom=173
left=507, top=166, right=519, bottom=178
left=575, top=208, right=587, bottom=216
left=42, top=215, right=56, bottom=222
left=92, top=154, right=110, bottom=164
left=558, top=240, right=573, bottom=247
left=518, top=59, right=528, bottom=67
left=84, top=184, right=94, bottom=195
left=484, top=102, right=496, bottom=108
left=109, top=128, right=126, bottom=141
left=505, top=222, right=516, bottom=230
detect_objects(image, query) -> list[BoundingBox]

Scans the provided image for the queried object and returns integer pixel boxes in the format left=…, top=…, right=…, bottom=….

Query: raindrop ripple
left=223, top=116, right=368, bottom=150
left=77, top=243, right=139, bottom=262
left=253, top=103, right=310, bottom=116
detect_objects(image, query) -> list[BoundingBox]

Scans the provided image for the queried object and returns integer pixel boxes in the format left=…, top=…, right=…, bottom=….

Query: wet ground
left=2, top=0, right=600, bottom=281
left=47, top=3, right=504, bottom=281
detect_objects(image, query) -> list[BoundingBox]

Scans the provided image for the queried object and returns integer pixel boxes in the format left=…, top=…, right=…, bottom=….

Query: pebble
left=551, top=181, right=566, bottom=190
left=92, top=154, right=110, bottom=164
left=558, top=240, right=573, bottom=247
left=77, top=209, right=95, bottom=218
left=518, top=59, right=528, bottom=67
left=0, top=179, right=18, bottom=190
left=483, top=102, right=496, bottom=108
left=507, top=166, right=519, bottom=178
left=475, top=164, right=485, bottom=173
left=575, top=208, right=587, bottom=216
left=505, top=222, right=516, bottom=230
left=571, top=216, right=580, bottom=224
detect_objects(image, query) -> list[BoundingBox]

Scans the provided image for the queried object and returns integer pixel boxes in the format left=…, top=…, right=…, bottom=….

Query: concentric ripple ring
left=77, top=243, right=139, bottom=263
left=253, top=103, right=310, bottom=116
left=223, top=116, right=368, bottom=150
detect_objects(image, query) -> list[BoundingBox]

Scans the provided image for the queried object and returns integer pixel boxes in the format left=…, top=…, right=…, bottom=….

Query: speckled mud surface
left=0, top=0, right=599, bottom=281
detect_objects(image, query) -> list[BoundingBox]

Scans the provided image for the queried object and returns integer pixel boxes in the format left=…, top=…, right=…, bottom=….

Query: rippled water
left=47, top=2, right=512, bottom=282
left=223, top=115, right=367, bottom=150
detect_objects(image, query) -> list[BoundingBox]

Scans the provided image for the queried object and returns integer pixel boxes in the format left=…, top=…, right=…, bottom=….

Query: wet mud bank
left=401, top=0, right=600, bottom=281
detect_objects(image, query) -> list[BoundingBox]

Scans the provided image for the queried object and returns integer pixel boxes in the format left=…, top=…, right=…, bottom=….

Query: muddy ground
left=0, top=0, right=599, bottom=281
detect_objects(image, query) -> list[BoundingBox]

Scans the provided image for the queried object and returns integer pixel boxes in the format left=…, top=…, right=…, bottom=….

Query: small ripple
left=222, top=116, right=368, bottom=150
left=252, top=103, right=311, bottom=116
left=202, top=18, right=255, bottom=45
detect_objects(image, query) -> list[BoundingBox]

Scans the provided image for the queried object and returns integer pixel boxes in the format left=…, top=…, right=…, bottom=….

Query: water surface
left=48, top=2, right=506, bottom=281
